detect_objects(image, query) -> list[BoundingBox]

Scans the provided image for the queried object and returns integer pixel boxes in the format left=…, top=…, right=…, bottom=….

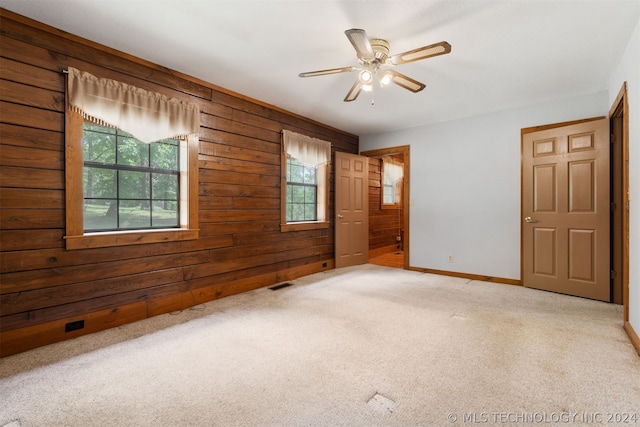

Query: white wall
left=609, top=16, right=639, bottom=333
left=361, top=16, right=639, bottom=335
left=360, top=91, right=608, bottom=280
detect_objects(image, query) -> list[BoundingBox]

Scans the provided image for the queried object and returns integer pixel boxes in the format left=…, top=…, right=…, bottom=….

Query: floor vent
left=269, top=282, right=293, bottom=291
left=367, top=392, right=397, bottom=413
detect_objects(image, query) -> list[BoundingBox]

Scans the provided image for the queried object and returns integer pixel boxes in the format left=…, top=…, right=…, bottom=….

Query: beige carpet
left=1, top=264, right=639, bottom=426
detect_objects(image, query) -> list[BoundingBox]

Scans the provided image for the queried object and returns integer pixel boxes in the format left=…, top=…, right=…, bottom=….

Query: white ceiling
left=1, top=0, right=639, bottom=136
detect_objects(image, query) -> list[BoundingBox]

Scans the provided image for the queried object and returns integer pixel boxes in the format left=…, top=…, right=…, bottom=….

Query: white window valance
left=282, top=130, right=331, bottom=167
left=382, top=156, right=404, bottom=183
left=67, top=67, right=200, bottom=143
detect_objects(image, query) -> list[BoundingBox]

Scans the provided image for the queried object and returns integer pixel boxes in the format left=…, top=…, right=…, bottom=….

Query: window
left=83, top=124, right=181, bottom=232
left=280, top=130, right=330, bottom=232
left=286, top=157, right=318, bottom=222
left=381, top=155, right=403, bottom=209
left=64, top=67, right=199, bottom=249
left=383, top=172, right=397, bottom=205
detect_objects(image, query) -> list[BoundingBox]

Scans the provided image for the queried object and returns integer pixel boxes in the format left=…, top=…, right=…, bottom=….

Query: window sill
left=280, top=221, right=329, bottom=232
left=64, top=228, right=199, bottom=250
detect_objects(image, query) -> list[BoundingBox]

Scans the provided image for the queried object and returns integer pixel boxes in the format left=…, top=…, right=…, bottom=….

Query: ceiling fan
left=299, top=29, right=451, bottom=102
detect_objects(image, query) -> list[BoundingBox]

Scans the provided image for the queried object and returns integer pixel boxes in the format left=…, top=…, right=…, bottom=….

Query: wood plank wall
left=0, top=9, right=358, bottom=357
left=367, top=157, right=404, bottom=255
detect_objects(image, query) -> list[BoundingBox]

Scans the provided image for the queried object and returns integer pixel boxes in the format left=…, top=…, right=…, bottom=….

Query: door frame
left=361, top=145, right=410, bottom=269
left=520, top=91, right=629, bottom=308
left=609, top=82, right=630, bottom=322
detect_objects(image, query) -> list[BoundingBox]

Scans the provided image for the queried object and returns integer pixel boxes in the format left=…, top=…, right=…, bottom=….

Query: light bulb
left=380, top=72, right=392, bottom=86
left=359, top=70, right=373, bottom=84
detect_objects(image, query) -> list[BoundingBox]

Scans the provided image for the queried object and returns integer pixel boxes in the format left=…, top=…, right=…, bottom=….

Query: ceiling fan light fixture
left=359, top=69, right=373, bottom=84
left=379, top=71, right=392, bottom=86
left=299, top=28, right=451, bottom=103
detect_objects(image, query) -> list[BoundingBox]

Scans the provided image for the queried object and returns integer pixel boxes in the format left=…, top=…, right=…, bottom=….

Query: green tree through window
left=82, top=123, right=180, bottom=231
left=286, top=157, right=317, bottom=222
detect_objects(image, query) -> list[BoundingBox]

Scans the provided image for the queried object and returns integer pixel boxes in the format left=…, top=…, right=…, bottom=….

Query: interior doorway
left=609, top=83, right=630, bottom=316
left=360, top=145, right=410, bottom=269
left=520, top=83, right=629, bottom=307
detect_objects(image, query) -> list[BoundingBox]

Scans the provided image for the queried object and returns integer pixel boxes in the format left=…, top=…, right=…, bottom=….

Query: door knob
left=524, top=216, right=538, bottom=223
left=337, top=214, right=344, bottom=219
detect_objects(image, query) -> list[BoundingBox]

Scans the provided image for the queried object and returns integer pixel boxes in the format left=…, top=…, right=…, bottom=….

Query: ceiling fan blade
left=344, top=80, right=362, bottom=102
left=389, top=41, right=451, bottom=65
left=388, top=70, right=426, bottom=93
left=345, top=29, right=374, bottom=59
left=299, top=66, right=356, bottom=78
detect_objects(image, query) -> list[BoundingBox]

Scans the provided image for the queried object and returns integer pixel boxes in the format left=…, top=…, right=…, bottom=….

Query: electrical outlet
left=65, top=319, right=85, bottom=332
left=448, top=255, right=454, bottom=263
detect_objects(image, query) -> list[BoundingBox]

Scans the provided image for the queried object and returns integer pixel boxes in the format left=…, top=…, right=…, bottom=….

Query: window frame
left=380, top=155, right=403, bottom=210
left=285, top=157, right=319, bottom=223
left=64, top=110, right=199, bottom=250
left=280, top=152, right=329, bottom=232
left=82, top=124, right=182, bottom=232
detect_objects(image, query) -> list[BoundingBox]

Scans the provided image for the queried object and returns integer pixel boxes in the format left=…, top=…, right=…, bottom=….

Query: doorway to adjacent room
left=361, top=145, right=410, bottom=269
